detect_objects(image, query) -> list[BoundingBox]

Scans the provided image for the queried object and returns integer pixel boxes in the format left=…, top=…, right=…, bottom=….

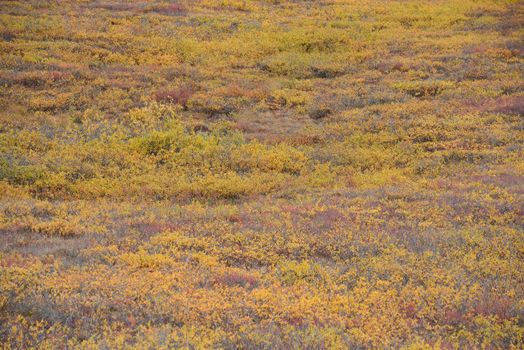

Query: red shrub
left=17, top=72, right=47, bottom=88
left=215, top=270, right=259, bottom=288
left=490, top=96, right=524, bottom=116
left=154, top=87, right=194, bottom=109
left=93, top=3, right=136, bottom=11
left=227, top=214, right=243, bottom=223
left=473, top=296, right=513, bottom=319
left=376, top=61, right=410, bottom=74
left=313, top=208, right=346, bottom=228
left=47, top=71, right=72, bottom=84
left=153, top=4, right=187, bottom=16
left=472, top=95, right=524, bottom=116
left=402, top=302, right=419, bottom=319
left=442, top=308, right=466, bottom=326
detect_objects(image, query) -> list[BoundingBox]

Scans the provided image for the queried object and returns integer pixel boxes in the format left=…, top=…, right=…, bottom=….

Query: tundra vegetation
left=0, top=0, right=523, bottom=348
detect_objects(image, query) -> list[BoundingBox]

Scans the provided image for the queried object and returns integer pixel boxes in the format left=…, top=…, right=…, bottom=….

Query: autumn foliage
left=0, top=0, right=523, bottom=348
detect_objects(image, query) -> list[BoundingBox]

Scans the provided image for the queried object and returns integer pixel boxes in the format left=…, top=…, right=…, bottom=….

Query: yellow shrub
left=267, top=88, right=311, bottom=110
left=232, top=141, right=307, bottom=174
left=120, top=250, right=174, bottom=269
left=278, top=260, right=326, bottom=286
left=31, top=218, right=80, bottom=237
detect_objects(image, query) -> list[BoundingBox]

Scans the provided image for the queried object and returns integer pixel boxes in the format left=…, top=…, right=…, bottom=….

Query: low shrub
left=308, top=107, right=331, bottom=120
left=393, top=81, right=455, bottom=98
left=215, top=269, right=259, bottom=288
left=154, top=87, right=194, bottom=109
left=232, top=141, right=307, bottom=174
left=152, top=4, right=188, bottom=16
left=31, top=219, right=80, bottom=237
left=485, top=95, right=524, bottom=116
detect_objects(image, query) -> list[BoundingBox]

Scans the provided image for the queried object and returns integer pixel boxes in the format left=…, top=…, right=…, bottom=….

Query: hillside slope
left=1, top=0, right=523, bottom=348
